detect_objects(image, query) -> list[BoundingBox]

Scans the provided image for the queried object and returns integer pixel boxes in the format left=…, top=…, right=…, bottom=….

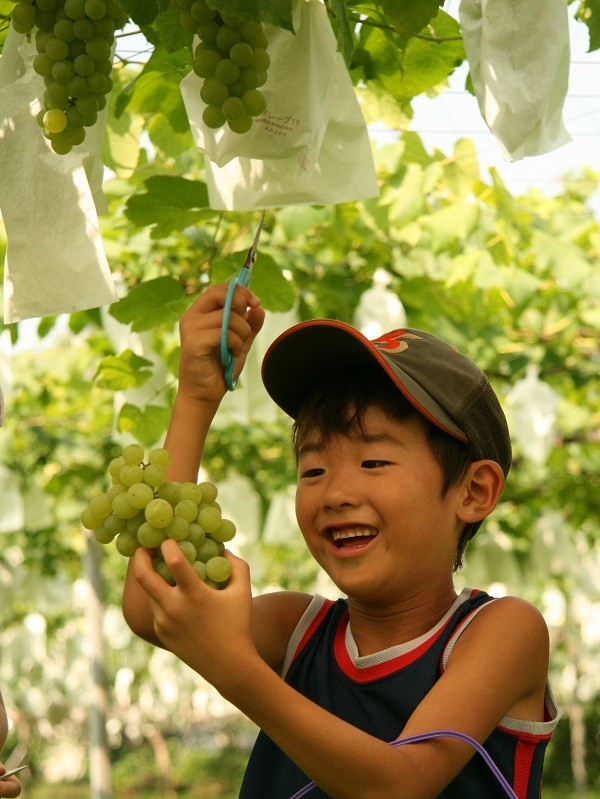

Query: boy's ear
left=456, top=460, right=505, bottom=525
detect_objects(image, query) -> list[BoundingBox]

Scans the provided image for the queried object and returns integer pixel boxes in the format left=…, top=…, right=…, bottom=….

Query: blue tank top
left=239, top=588, right=558, bottom=799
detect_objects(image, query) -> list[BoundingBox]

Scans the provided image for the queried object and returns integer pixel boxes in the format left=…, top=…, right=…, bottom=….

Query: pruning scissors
left=220, top=211, right=266, bottom=390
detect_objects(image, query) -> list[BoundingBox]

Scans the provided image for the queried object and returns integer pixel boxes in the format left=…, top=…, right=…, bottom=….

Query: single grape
left=35, top=9, right=56, bottom=31
left=195, top=537, right=220, bottom=563
left=107, top=483, right=126, bottom=501
left=81, top=507, right=103, bottom=529
left=111, top=493, right=140, bottom=520
left=66, top=103, right=87, bottom=126
left=205, top=555, right=232, bottom=583
left=46, top=38, right=71, bottom=62
left=198, top=481, right=218, bottom=503
left=165, top=517, right=190, bottom=541
left=196, top=20, right=219, bottom=43
left=216, top=24, right=242, bottom=53
left=73, top=17, right=95, bottom=39
left=86, top=36, right=111, bottom=61
left=44, top=84, right=70, bottom=111
left=187, top=523, right=206, bottom=547
left=230, top=42, right=253, bottom=68
left=200, top=78, right=229, bottom=106
left=174, top=499, right=199, bottom=523
left=115, top=531, right=140, bottom=557
left=122, top=443, right=144, bottom=465
left=157, top=481, right=181, bottom=506
left=33, top=54, right=55, bottom=77
left=249, top=48, right=270, bottom=73
left=190, top=0, right=215, bottom=23
left=191, top=560, right=207, bottom=581
left=202, top=104, right=226, bottom=129
left=11, top=2, right=36, bottom=34
left=89, top=492, right=112, bottom=519
left=242, top=89, right=266, bottom=117
left=145, top=498, right=174, bottom=528
left=65, top=0, right=87, bottom=19
left=126, top=482, right=154, bottom=509
left=108, top=455, right=126, bottom=480
left=94, top=526, right=116, bottom=544
left=54, top=19, right=77, bottom=43
left=52, top=60, right=76, bottom=84
left=119, top=463, right=144, bottom=487
left=193, top=49, right=221, bottom=78
left=74, top=53, right=96, bottom=76
left=137, top=522, right=167, bottom=548
left=143, top=463, right=166, bottom=489
left=66, top=125, right=86, bottom=146
left=178, top=540, right=197, bottom=563
left=87, top=71, right=108, bottom=93
left=215, top=59, right=239, bottom=85
left=126, top=512, right=145, bottom=535
left=221, top=13, right=244, bottom=27
left=210, top=517, right=236, bottom=543
left=239, top=20, right=263, bottom=44
left=153, top=560, right=175, bottom=585
left=103, top=513, right=126, bottom=535
left=149, top=448, right=171, bottom=469
left=197, top=505, right=222, bottom=534
left=178, top=482, right=203, bottom=504
left=85, top=0, right=107, bottom=20
left=221, top=96, right=246, bottom=122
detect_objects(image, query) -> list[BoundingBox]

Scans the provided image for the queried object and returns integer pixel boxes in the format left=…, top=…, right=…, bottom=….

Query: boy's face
left=295, top=405, right=465, bottom=605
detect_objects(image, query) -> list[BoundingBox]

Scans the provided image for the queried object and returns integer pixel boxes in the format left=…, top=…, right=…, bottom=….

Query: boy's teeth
left=332, top=529, right=375, bottom=541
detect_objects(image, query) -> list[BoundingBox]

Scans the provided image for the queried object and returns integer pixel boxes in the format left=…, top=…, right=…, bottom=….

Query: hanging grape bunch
left=174, top=0, right=270, bottom=134
left=10, top=0, right=127, bottom=155
left=81, top=444, right=236, bottom=588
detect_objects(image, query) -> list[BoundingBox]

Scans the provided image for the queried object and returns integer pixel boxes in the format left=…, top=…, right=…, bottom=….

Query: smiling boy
left=123, top=283, right=558, bottom=799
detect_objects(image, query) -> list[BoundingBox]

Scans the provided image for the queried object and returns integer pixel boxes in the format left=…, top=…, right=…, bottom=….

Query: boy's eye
left=301, top=468, right=325, bottom=478
left=362, top=460, right=389, bottom=469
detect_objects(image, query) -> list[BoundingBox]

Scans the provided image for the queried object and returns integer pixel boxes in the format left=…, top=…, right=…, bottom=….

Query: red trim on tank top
left=289, top=599, right=335, bottom=667
left=333, top=610, right=457, bottom=683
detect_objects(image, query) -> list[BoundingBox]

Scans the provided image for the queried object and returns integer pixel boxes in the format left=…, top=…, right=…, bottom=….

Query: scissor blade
left=243, top=210, right=266, bottom=268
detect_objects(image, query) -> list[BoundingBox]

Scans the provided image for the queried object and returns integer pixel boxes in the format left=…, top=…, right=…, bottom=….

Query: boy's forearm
left=217, top=658, right=435, bottom=799
left=163, top=392, right=221, bottom=482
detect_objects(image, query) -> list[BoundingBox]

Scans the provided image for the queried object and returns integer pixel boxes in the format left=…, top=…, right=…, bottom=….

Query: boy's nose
left=322, top=471, right=362, bottom=510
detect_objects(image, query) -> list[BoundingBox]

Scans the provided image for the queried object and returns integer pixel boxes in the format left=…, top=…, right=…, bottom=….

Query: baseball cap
left=261, top=320, right=512, bottom=478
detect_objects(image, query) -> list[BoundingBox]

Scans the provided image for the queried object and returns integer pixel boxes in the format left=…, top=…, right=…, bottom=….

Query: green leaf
left=118, top=403, right=172, bottom=447
left=380, top=0, right=442, bottom=38
left=419, top=203, right=479, bottom=252
left=95, top=349, right=154, bottom=391
left=109, top=277, right=190, bottom=332
left=329, top=0, right=356, bottom=66
left=121, top=0, right=159, bottom=27
left=576, top=0, right=600, bottom=51
left=210, top=253, right=296, bottom=313
left=125, top=176, right=209, bottom=237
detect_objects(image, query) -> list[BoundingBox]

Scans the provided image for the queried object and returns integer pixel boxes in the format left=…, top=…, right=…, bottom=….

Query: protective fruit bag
left=180, top=0, right=380, bottom=209
left=0, top=27, right=117, bottom=322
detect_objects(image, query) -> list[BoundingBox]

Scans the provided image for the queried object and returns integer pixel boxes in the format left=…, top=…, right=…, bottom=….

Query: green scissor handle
left=220, top=212, right=266, bottom=390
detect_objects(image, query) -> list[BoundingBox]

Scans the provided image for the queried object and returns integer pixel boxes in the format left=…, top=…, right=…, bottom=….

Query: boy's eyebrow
left=297, top=432, right=407, bottom=458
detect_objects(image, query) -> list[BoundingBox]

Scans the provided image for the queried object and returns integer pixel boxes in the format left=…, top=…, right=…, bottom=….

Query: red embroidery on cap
left=372, top=330, right=423, bottom=354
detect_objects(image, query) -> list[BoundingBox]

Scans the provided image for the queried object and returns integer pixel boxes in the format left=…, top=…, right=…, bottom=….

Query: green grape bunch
left=81, top=444, right=236, bottom=589
left=10, top=0, right=128, bottom=155
left=174, top=0, right=270, bottom=134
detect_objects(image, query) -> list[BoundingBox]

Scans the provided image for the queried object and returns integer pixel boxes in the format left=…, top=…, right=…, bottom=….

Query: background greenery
left=0, top=0, right=599, bottom=796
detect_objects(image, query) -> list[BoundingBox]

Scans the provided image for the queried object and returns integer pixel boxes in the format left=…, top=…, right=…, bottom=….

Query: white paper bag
left=181, top=0, right=338, bottom=171
left=0, top=27, right=117, bottom=322
left=459, top=0, right=571, bottom=161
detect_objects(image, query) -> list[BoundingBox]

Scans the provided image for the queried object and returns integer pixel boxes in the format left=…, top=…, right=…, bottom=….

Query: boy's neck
left=346, top=584, right=459, bottom=657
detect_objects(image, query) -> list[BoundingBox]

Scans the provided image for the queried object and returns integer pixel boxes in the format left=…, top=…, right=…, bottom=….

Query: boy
left=124, top=282, right=558, bottom=798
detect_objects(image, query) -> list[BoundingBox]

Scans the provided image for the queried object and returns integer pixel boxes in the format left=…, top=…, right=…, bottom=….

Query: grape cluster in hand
left=174, top=0, right=269, bottom=134
left=10, top=0, right=127, bottom=154
left=81, top=444, right=235, bottom=588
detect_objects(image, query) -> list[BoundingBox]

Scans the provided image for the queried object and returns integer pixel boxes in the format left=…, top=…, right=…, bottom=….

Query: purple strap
left=288, top=729, right=519, bottom=799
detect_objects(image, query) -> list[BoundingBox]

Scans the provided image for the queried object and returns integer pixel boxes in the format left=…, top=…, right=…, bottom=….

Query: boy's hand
left=0, top=764, right=21, bottom=798
left=178, top=282, right=265, bottom=404
left=131, top=541, right=258, bottom=690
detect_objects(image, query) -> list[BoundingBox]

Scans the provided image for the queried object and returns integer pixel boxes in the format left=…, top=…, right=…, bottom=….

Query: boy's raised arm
left=122, top=282, right=264, bottom=644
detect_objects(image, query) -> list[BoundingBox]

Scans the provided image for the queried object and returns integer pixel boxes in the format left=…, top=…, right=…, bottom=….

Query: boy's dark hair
left=292, top=365, right=473, bottom=570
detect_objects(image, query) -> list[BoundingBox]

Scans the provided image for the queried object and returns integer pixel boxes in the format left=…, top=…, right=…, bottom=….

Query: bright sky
left=407, top=1, right=600, bottom=205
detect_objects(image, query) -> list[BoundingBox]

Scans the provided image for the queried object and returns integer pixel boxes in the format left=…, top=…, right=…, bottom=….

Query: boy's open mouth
left=331, top=529, right=378, bottom=549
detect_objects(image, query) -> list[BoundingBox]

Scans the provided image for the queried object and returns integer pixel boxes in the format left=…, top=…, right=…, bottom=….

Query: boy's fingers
left=159, top=539, right=203, bottom=591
